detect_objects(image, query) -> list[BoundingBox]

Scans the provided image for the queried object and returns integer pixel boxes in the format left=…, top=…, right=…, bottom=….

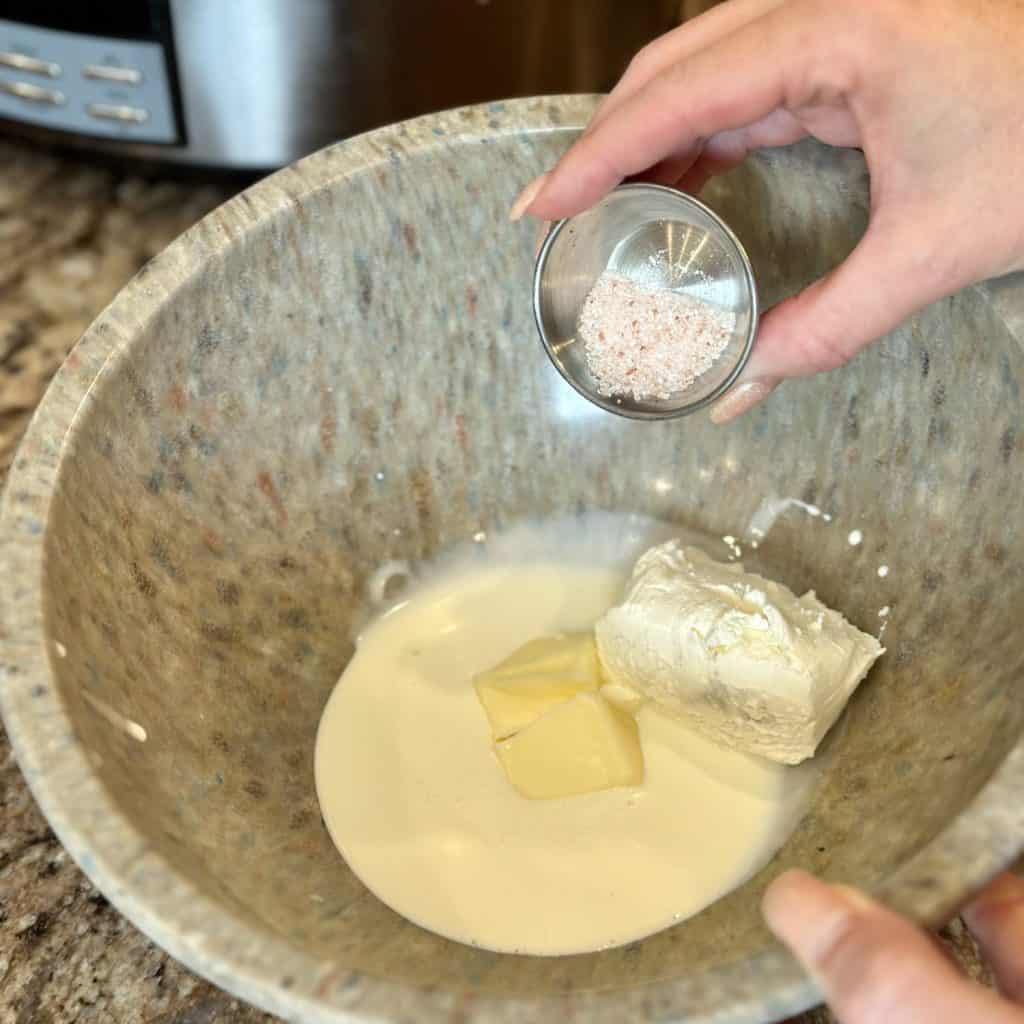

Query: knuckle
left=809, top=906, right=947, bottom=1021
left=792, top=304, right=863, bottom=374
left=767, top=4, right=851, bottom=105
left=789, top=0, right=896, bottom=95
left=810, top=903, right=874, bottom=985
left=800, top=334, right=859, bottom=375
left=886, top=213, right=973, bottom=303
left=624, top=44, right=658, bottom=82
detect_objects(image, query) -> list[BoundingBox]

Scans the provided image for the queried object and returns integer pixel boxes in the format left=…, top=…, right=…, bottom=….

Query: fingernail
left=510, top=173, right=549, bottom=222
left=762, top=870, right=818, bottom=938
left=708, top=377, right=778, bottom=424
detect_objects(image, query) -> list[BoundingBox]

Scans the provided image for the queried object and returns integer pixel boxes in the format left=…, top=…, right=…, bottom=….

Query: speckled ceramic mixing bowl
left=1, top=98, right=1023, bottom=1024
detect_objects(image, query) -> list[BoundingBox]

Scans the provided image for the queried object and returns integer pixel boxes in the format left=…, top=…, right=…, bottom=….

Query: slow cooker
left=0, top=0, right=680, bottom=171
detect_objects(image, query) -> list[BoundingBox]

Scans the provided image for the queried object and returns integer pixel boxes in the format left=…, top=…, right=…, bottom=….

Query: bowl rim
left=2, top=95, right=1024, bottom=1024
left=533, top=182, right=759, bottom=421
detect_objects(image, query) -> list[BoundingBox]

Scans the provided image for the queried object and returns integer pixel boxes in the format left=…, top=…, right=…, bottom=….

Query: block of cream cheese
left=595, top=541, right=884, bottom=764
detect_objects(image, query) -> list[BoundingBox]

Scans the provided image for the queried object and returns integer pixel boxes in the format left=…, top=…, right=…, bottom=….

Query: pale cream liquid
left=315, top=516, right=820, bottom=956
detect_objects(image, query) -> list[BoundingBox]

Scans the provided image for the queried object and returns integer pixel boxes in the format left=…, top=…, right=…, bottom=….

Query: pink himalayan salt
left=578, top=271, right=736, bottom=401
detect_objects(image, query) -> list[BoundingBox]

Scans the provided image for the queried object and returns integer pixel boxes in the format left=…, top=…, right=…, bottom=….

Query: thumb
left=710, top=215, right=959, bottom=423
left=763, top=870, right=1021, bottom=1024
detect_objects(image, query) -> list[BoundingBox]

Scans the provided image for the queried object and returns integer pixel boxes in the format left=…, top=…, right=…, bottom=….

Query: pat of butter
left=473, top=633, right=601, bottom=740
left=496, top=692, right=643, bottom=800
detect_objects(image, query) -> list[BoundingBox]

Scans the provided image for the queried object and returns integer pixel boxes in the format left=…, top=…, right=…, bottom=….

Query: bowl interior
left=18, top=108, right=1024, bottom=1015
left=536, top=184, right=756, bottom=418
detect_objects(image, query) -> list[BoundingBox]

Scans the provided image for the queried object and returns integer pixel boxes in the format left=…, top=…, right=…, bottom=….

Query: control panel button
left=86, top=102, right=149, bottom=124
left=0, top=51, right=61, bottom=77
left=0, top=18, right=177, bottom=143
left=0, top=79, right=65, bottom=105
left=82, top=64, right=143, bottom=85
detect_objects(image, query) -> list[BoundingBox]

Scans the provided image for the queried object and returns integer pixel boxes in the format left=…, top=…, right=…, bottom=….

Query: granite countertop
left=0, top=139, right=998, bottom=1024
left=0, top=139, right=269, bottom=1024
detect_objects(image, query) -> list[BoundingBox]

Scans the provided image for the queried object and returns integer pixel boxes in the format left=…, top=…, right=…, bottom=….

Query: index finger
left=586, top=0, right=783, bottom=136
left=527, top=6, right=815, bottom=222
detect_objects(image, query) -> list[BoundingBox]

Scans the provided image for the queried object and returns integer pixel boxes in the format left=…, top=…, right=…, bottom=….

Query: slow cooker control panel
left=0, top=19, right=179, bottom=144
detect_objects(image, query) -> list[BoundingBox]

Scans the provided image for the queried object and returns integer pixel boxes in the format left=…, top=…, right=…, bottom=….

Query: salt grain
left=578, top=271, right=735, bottom=401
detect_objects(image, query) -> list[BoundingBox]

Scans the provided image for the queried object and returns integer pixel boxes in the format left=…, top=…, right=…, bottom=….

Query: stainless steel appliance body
left=0, top=0, right=679, bottom=170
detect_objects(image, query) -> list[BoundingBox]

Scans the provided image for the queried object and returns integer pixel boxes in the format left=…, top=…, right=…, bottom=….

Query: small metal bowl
left=533, top=183, right=758, bottom=420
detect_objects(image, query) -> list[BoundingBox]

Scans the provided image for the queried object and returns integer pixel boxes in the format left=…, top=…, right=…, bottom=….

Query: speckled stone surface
left=0, top=140, right=273, bottom=1023
left=1, top=98, right=1023, bottom=1024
